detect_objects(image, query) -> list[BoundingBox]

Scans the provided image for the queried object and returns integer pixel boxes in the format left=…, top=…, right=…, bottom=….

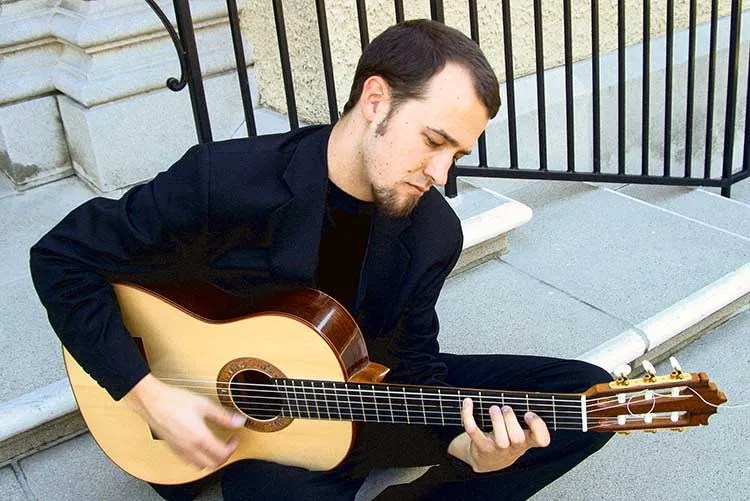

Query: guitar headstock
left=583, top=359, right=727, bottom=433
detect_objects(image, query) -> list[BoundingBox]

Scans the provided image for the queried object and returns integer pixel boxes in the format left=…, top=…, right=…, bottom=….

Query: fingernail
left=501, top=405, right=513, bottom=413
left=489, top=405, right=501, bottom=415
left=231, top=412, right=246, bottom=426
left=525, top=411, right=538, bottom=419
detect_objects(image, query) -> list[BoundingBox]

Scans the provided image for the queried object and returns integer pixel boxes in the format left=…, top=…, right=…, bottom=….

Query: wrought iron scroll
left=145, top=0, right=212, bottom=143
left=145, top=0, right=188, bottom=91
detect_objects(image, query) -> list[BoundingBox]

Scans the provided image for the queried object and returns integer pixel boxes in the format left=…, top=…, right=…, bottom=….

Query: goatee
left=372, top=185, right=420, bottom=218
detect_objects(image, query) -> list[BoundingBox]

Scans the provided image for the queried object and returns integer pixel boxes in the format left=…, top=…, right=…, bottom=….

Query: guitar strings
left=176, top=383, right=586, bottom=409
left=178, top=391, right=592, bottom=420
left=160, top=381, right=592, bottom=413
left=204, top=389, right=683, bottom=419
left=158, top=376, right=673, bottom=410
left=685, top=386, right=750, bottom=409
left=158, top=376, right=613, bottom=405
left=155, top=379, right=687, bottom=419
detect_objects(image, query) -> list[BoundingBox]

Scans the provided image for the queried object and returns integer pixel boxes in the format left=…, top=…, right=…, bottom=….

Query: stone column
left=1, top=0, right=257, bottom=193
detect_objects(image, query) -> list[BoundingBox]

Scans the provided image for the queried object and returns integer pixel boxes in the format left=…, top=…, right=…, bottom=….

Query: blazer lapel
left=268, top=127, right=330, bottom=283
left=357, top=213, right=411, bottom=331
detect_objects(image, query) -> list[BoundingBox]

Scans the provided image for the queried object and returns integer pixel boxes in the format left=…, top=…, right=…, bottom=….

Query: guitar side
left=64, top=283, right=364, bottom=485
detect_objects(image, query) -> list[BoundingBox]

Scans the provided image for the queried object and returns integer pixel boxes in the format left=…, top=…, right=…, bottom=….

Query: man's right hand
left=122, top=373, right=246, bottom=470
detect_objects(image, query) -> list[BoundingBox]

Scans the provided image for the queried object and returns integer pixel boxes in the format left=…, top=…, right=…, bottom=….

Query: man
left=30, top=19, right=612, bottom=500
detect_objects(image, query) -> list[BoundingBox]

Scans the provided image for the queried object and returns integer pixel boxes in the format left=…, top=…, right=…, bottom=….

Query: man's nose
left=424, top=154, right=454, bottom=187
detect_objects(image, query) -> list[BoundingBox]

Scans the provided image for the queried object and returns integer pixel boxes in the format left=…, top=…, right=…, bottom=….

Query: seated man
left=30, top=19, right=612, bottom=500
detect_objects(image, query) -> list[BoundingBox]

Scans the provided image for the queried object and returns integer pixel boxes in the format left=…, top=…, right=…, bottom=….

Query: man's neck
left=327, top=114, right=373, bottom=202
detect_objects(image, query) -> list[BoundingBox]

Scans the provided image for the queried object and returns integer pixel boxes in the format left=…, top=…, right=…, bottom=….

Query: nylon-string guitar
left=63, top=283, right=726, bottom=485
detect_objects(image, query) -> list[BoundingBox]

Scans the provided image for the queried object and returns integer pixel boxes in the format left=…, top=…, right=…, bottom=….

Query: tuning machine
left=669, top=356, right=684, bottom=379
left=641, top=360, right=657, bottom=383
left=613, top=364, right=632, bottom=386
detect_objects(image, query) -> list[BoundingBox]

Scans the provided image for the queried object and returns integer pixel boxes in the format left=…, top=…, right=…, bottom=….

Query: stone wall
left=242, top=0, right=746, bottom=124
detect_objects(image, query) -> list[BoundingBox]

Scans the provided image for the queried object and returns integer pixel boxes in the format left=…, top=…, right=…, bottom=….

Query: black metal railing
left=148, top=0, right=749, bottom=198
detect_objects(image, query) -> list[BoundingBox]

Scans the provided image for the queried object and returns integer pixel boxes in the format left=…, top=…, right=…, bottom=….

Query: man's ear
left=359, top=76, right=390, bottom=123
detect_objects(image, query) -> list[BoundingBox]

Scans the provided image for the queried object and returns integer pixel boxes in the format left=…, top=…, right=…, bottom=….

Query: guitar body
left=64, top=282, right=378, bottom=485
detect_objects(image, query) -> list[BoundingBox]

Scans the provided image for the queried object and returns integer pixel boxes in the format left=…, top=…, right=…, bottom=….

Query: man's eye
left=425, top=137, right=441, bottom=148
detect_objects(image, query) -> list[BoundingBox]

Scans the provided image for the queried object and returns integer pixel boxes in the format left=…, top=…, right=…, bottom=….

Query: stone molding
left=0, top=0, right=255, bottom=191
left=1, top=0, right=250, bottom=106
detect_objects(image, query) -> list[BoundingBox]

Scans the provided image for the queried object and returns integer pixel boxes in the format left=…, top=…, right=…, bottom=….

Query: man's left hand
left=447, top=398, right=551, bottom=473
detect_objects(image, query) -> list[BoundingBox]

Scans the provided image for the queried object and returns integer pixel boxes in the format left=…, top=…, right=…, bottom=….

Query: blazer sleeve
left=29, top=144, right=213, bottom=400
left=382, top=228, right=462, bottom=387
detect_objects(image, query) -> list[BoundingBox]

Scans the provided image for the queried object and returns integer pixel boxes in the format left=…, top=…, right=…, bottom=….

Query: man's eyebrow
left=425, top=127, right=473, bottom=156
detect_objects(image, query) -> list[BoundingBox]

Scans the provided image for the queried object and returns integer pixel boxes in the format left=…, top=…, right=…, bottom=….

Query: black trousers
left=152, top=354, right=614, bottom=501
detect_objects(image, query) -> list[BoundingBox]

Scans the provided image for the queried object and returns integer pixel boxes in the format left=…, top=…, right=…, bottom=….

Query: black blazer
left=30, top=125, right=463, bottom=400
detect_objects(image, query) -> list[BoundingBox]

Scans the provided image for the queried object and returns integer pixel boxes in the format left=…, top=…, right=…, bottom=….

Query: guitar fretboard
left=229, top=378, right=587, bottom=432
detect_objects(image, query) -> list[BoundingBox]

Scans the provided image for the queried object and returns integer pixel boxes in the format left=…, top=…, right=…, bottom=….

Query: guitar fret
left=457, top=389, right=462, bottom=421
left=552, top=395, right=557, bottom=431
left=387, top=386, right=394, bottom=423
left=358, top=386, right=366, bottom=422
left=438, top=389, right=445, bottom=426
left=526, top=394, right=530, bottom=414
left=302, top=381, right=312, bottom=418
left=292, top=380, right=302, bottom=418
left=403, top=388, right=410, bottom=424
left=479, top=391, right=487, bottom=428
left=372, top=386, right=380, bottom=422
left=322, top=382, right=331, bottom=420
left=420, top=388, right=427, bottom=425
left=312, top=381, right=321, bottom=419
left=345, top=383, right=354, bottom=421
left=334, top=382, right=342, bottom=420
left=279, top=380, right=290, bottom=418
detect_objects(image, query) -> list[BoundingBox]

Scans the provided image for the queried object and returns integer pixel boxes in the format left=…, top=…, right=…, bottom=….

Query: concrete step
left=438, top=179, right=750, bottom=370
left=613, top=182, right=750, bottom=239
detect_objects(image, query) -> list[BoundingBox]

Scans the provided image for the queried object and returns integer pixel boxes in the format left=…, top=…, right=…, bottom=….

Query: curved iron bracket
left=145, top=0, right=188, bottom=91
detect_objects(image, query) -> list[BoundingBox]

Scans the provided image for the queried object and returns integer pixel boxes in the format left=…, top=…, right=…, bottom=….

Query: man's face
left=361, top=63, right=490, bottom=217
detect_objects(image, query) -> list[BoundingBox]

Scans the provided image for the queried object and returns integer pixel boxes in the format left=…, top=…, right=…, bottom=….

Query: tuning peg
left=614, top=364, right=631, bottom=378
left=613, top=364, right=631, bottom=386
left=669, top=356, right=684, bottom=379
left=642, top=360, right=657, bottom=382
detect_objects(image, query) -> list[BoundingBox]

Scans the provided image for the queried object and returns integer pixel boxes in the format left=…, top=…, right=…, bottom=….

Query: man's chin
left=376, top=195, right=420, bottom=218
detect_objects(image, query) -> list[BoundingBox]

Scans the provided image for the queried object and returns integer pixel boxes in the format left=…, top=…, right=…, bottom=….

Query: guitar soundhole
left=230, top=370, right=282, bottom=421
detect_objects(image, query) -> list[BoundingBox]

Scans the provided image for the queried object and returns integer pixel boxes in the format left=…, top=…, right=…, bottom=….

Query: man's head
left=342, top=19, right=500, bottom=122
left=333, top=19, right=500, bottom=218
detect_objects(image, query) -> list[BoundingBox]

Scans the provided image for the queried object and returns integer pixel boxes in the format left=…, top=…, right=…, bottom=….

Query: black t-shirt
left=315, top=180, right=375, bottom=312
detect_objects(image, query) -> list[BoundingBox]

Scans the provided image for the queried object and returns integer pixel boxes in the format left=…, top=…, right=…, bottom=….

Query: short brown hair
left=342, top=19, right=500, bottom=119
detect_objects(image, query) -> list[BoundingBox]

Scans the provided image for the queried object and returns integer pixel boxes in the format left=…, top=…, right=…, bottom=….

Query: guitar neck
left=263, top=379, right=588, bottom=432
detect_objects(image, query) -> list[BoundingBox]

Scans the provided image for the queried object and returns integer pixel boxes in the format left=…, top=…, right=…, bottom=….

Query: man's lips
left=407, top=183, right=430, bottom=194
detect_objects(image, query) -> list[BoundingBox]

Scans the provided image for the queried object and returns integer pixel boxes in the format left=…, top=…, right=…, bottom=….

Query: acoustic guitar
left=63, top=282, right=726, bottom=485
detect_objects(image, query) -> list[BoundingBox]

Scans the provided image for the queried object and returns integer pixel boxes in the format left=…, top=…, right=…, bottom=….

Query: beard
left=372, top=183, right=421, bottom=218
left=365, top=114, right=423, bottom=218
